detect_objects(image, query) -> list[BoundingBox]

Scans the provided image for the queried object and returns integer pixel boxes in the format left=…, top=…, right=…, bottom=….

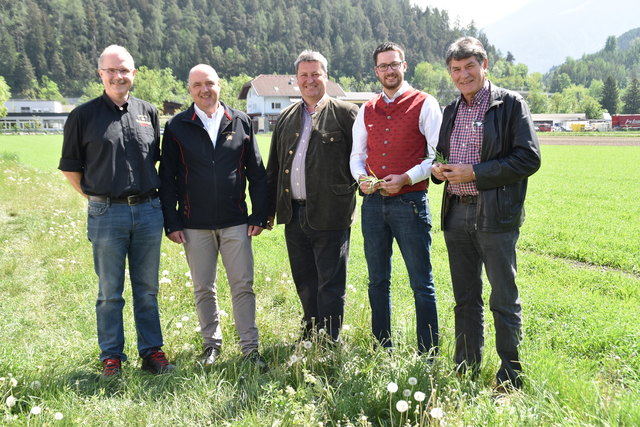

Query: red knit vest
left=364, top=89, right=429, bottom=195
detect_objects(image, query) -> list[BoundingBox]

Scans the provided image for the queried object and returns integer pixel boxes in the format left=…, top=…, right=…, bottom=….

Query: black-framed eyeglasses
left=375, top=61, right=404, bottom=72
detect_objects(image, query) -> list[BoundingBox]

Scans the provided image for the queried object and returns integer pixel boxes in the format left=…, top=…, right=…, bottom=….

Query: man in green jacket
left=266, top=50, right=359, bottom=344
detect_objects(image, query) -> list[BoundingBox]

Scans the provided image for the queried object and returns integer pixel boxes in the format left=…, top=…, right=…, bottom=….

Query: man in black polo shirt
left=59, top=45, right=174, bottom=378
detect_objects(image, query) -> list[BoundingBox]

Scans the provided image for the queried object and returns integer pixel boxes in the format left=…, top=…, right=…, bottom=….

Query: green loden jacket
left=266, top=97, right=359, bottom=231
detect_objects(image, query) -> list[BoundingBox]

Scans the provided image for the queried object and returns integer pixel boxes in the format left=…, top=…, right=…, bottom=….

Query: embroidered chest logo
left=137, top=115, right=152, bottom=127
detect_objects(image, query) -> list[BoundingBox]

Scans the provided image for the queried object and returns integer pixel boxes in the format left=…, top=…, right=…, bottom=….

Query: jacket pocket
left=321, top=130, right=344, bottom=144
left=330, top=183, right=355, bottom=196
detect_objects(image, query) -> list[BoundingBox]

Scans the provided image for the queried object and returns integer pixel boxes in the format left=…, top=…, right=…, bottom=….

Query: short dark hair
left=372, top=42, right=405, bottom=65
left=445, top=37, right=487, bottom=68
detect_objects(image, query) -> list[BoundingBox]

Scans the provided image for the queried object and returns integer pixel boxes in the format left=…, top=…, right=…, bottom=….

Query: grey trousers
left=183, top=225, right=259, bottom=355
left=443, top=199, right=522, bottom=376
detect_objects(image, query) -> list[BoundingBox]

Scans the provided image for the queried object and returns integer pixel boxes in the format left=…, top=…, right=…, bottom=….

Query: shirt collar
left=302, top=93, right=329, bottom=113
left=382, top=81, right=411, bottom=103
left=461, top=80, right=490, bottom=107
left=194, top=103, right=223, bottom=123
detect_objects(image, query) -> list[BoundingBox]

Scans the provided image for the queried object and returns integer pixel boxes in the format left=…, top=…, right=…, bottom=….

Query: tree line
left=0, top=0, right=638, bottom=116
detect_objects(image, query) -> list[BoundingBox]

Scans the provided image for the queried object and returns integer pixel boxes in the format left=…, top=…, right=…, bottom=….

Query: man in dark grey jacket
left=266, top=50, right=358, bottom=343
left=432, top=37, right=541, bottom=390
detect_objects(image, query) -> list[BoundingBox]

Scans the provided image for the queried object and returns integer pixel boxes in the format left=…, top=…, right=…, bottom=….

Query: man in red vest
left=350, top=42, right=442, bottom=355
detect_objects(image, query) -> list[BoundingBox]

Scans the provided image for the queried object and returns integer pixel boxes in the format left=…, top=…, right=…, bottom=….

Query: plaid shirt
left=447, top=81, right=490, bottom=196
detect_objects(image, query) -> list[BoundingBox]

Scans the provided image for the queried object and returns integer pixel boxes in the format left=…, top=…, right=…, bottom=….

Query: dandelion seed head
left=159, top=277, right=172, bottom=284
left=30, top=380, right=41, bottom=389
left=396, top=400, right=408, bottom=412
left=342, top=324, right=351, bottom=331
left=195, top=326, right=202, bottom=333
left=265, top=277, right=272, bottom=282
left=289, top=355, right=299, bottom=364
left=430, top=407, right=444, bottom=419
left=403, top=389, right=411, bottom=397
left=169, top=295, right=176, bottom=301
left=161, top=252, right=167, bottom=257
left=175, top=322, right=183, bottom=329
left=30, top=406, right=42, bottom=415
left=303, top=340, right=312, bottom=350
left=181, top=315, right=189, bottom=322
left=162, top=270, right=169, bottom=276
left=414, top=391, right=426, bottom=402
left=5, top=396, right=16, bottom=408
left=408, top=377, right=417, bottom=386
left=387, top=382, right=398, bottom=393
left=54, top=412, right=64, bottom=420
left=185, top=271, right=191, bottom=278
left=9, top=378, right=17, bottom=387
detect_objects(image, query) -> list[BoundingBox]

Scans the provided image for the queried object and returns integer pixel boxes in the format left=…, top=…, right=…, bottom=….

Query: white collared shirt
left=350, top=81, right=442, bottom=184
left=194, top=103, right=225, bottom=147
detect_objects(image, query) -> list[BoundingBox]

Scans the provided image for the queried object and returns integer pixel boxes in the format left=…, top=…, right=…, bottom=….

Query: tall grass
left=0, top=135, right=638, bottom=425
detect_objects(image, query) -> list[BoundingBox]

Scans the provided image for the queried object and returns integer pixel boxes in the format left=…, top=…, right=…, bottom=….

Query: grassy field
left=0, top=135, right=638, bottom=425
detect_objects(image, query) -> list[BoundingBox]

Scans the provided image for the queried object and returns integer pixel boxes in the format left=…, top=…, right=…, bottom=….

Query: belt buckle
left=126, top=195, right=140, bottom=205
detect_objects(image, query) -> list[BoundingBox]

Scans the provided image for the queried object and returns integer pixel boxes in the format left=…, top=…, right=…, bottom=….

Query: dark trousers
left=444, top=198, right=522, bottom=378
left=284, top=202, right=350, bottom=341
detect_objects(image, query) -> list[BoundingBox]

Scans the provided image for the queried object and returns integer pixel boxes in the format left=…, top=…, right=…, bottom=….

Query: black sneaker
left=199, top=347, right=220, bottom=367
left=243, top=350, right=268, bottom=373
left=141, top=350, right=175, bottom=374
left=101, top=358, right=121, bottom=378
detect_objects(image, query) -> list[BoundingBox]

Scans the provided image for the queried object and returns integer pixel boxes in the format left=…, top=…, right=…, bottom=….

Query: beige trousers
left=183, top=225, right=258, bottom=355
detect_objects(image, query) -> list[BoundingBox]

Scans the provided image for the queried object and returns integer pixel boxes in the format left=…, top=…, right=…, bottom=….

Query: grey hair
left=294, top=50, right=328, bottom=74
left=445, top=37, right=487, bottom=68
left=98, top=45, right=135, bottom=69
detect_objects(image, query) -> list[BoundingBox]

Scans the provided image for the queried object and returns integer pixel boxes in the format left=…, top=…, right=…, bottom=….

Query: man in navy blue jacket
left=159, top=64, right=268, bottom=370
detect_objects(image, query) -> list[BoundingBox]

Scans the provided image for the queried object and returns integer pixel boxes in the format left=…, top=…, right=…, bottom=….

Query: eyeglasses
left=375, top=61, right=404, bottom=72
left=100, top=68, right=133, bottom=75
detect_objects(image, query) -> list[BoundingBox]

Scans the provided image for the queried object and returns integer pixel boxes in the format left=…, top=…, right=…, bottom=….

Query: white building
left=239, top=75, right=346, bottom=132
left=1, top=99, right=69, bottom=132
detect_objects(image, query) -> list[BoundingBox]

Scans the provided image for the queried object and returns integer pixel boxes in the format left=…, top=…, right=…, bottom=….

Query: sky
left=411, top=0, right=533, bottom=28
left=411, top=0, right=639, bottom=73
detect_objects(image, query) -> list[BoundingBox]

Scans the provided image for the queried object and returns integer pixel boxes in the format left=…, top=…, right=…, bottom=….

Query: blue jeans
left=361, top=191, right=438, bottom=353
left=87, top=197, right=165, bottom=361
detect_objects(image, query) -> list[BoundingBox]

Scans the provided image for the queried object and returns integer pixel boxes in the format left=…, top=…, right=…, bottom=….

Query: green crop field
left=0, top=135, right=638, bottom=425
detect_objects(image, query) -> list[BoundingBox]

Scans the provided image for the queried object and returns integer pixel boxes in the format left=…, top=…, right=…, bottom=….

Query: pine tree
left=601, top=76, right=619, bottom=114
left=621, top=78, right=640, bottom=113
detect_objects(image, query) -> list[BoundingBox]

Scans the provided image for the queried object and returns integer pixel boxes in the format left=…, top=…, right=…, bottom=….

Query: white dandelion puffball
left=430, top=407, right=444, bottom=419
left=54, top=412, right=64, bottom=420
left=396, top=400, right=409, bottom=412
left=303, top=340, right=312, bottom=350
left=30, top=406, right=42, bottom=415
left=403, top=389, right=411, bottom=397
left=5, top=396, right=17, bottom=408
left=387, top=382, right=398, bottom=393
left=408, top=377, right=417, bottom=386
left=414, top=391, right=426, bottom=402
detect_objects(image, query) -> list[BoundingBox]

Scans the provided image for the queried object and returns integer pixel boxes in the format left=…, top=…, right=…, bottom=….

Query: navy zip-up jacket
left=159, top=102, right=268, bottom=234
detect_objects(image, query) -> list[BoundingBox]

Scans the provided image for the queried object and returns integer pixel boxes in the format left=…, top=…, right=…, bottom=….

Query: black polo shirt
left=59, top=92, right=161, bottom=197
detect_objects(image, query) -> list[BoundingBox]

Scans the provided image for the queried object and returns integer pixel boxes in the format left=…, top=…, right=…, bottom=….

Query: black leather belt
left=292, top=199, right=306, bottom=206
left=88, top=193, right=157, bottom=206
left=449, top=194, right=478, bottom=204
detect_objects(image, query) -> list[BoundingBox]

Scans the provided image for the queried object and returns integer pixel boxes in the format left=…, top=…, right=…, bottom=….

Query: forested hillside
left=546, top=29, right=640, bottom=91
left=0, top=0, right=492, bottom=97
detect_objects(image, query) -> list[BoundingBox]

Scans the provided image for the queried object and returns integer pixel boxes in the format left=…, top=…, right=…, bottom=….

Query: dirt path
left=538, top=135, right=640, bottom=146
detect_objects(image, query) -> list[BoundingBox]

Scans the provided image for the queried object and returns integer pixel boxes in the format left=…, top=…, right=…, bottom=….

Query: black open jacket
left=433, top=82, right=541, bottom=232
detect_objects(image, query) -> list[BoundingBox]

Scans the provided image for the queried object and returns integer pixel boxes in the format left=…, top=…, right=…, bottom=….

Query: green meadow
left=0, top=134, right=638, bottom=425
